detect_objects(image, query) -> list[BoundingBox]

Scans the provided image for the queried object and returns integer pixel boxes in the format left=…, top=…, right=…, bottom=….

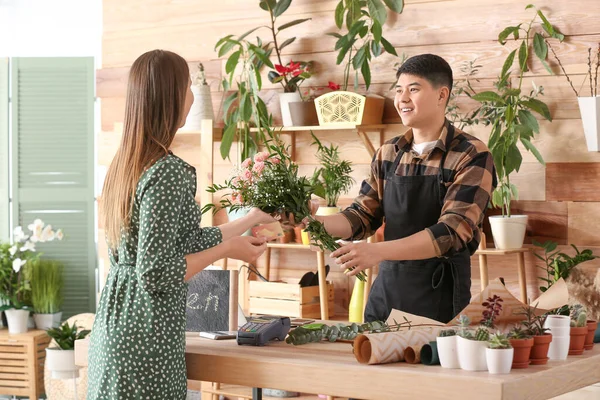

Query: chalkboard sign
left=185, top=269, right=239, bottom=332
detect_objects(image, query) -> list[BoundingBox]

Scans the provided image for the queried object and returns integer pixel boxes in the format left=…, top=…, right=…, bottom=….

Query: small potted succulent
left=455, top=315, right=489, bottom=371
left=569, top=304, right=588, bottom=355
left=517, top=305, right=552, bottom=365
left=486, top=332, right=514, bottom=374
left=45, top=321, right=91, bottom=379
left=507, top=326, right=534, bottom=369
left=436, top=328, right=459, bottom=369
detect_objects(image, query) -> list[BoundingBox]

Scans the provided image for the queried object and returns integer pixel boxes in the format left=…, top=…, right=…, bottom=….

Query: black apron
left=364, top=123, right=471, bottom=324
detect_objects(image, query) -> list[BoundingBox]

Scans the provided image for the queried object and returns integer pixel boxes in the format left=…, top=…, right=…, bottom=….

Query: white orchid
left=55, top=229, right=64, bottom=241
left=38, top=224, right=55, bottom=242
left=19, top=241, right=36, bottom=253
left=13, top=226, right=29, bottom=243
left=27, top=219, right=44, bottom=241
left=12, top=258, right=26, bottom=273
left=9, top=245, right=17, bottom=256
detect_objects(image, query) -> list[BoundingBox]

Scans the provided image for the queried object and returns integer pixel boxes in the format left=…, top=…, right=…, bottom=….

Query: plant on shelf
left=456, top=314, right=473, bottom=339
left=507, top=325, right=531, bottom=340
left=311, top=132, right=355, bottom=210
left=438, top=328, right=456, bottom=337
left=570, top=304, right=587, bottom=328
left=488, top=332, right=512, bottom=349
left=45, top=320, right=91, bottom=379
left=46, top=321, right=90, bottom=351
left=517, top=304, right=548, bottom=337
left=480, top=294, right=503, bottom=329
left=533, top=240, right=597, bottom=292
left=268, top=60, right=313, bottom=98
left=31, top=258, right=64, bottom=330
left=328, top=0, right=404, bottom=91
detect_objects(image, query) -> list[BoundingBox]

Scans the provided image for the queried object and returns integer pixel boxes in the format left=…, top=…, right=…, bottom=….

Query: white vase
left=488, top=215, right=528, bottom=249
left=577, top=96, right=600, bottom=151
left=544, top=315, right=571, bottom=360
left=486, top=348, right=514, bottom=374
left=436, top=335, right=460, bottom=369
left=45, top=348, right=80, bottom=379
left=315, top=206, right=340, bottom=216
left=457, top=336, right=488, bottom=371
left=226, top=206, right=252, bottom=236
left=5, top=309, right=30, bottom=334
left=34, top=312, right=62, bottom=330
left=181, top=85, right=214, bottom=131
left=279, top=92, right=302, bottom=127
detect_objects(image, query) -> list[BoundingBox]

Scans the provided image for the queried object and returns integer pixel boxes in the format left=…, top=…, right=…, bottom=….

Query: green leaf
left=498, top=26, right=518, bottom=45
left=533, top=32, right=547, bottom=61
left=492, top=187, right=504, bottom=208
left=278, top=18, right=311, bottom=31
left=525, top=4, right=535, bottom=9
left=538, top=10, right=555, bottom=36
left=215, top=34, right=234, bottom=51
left=336, top=38, right=355, bottom=65
left=353, top=46, right=367, bottom=70
left=361, top=58, right=372, bottom=89
left=334, top=35, right=348, bottom=51
left=471, top=91, right=505, bottom=104
left=518, top=40, right=528, bottom=72
left=255, top=66, right=263, bottom=90
left=335, top=0, right=345, bottom=29
left=327, top=32, right=343, bottom=39
left=505, top=142, right=523, bottom=175
left=522, top=98, right=552, bottom=121
left=279, top=37, right=296, bottom=51
left=500, top=49, right=517, bottom=79
left=371, top=40, right=382, bottom=57
left=380, top=37, right=397, bottom=56
left=359, top=25, right=369, bottom=38
left=383, top=0, right=404, bottom=13
left=218, top=39, right=240, bottom=58
left=220, top=124, right=237, bottom=160
left=222, top=92, right=238, bottom=118
left=367, top=0, right=387, bottom=25
left=371, top=20, right=382, bottom=42
left=521, top=138, right=545, bottom=165
left=238, top=27, right=262, bottom=41
left=251, top=46, right=274, bottom=68
left=540, top=59, right=553, bottom=74
left=274, top=0, right=292, bottom=17
left=518, top=109, right=539, bottom=133
left=225, top=50, right=241, bottom=74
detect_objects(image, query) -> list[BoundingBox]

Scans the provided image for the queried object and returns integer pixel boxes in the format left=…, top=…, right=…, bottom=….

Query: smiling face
left=394, top=73, right=450, bottom=129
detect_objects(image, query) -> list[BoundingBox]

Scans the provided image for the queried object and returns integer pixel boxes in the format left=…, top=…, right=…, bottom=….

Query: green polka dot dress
left=88, top=153, right=222, bottom=399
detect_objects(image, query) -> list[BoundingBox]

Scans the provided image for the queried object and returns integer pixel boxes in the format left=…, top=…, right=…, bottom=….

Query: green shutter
left=11, top=57, right=96, bottom=319
left=0, top=58, right=8, bottom=241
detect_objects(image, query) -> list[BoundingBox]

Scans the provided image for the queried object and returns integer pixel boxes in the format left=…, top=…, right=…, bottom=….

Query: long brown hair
left=103, top=50, right=190, bottom=249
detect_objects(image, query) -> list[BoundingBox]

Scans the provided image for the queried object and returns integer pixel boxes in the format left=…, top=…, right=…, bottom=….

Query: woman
left=87, top=49, right=272, bottom=399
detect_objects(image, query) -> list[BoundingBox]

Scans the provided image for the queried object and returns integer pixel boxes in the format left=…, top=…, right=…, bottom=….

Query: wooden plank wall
left=98, top=0, right=600, bottom=316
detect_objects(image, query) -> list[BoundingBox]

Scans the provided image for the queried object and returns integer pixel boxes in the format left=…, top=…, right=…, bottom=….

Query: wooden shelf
left=249, top=124, right=391, bottom=132
left=475, top=247, right=533, bottom=256
left=266, top=242, right=312, bottom=250
left=203, top=384, right=333, bottom=400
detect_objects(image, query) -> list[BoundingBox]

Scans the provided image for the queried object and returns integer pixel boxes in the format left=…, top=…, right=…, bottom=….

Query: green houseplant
left=486, top=332, right=514, bottom=374
left=45, top=321, right=91, bottom=379
left=31, top=259, right=64, bottom=330
left=455, top=314, right=490, bottom=372
left=467, top=4, right=565, bottom=249
left=568, top=304, right=588, bottom=355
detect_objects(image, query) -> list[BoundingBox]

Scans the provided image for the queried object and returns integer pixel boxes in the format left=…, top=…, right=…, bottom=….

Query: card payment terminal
left=237, top=316, right=291, bottom=346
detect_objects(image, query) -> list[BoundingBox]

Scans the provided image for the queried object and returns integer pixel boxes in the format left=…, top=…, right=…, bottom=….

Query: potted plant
left=45, top=321, right=91, bottom=379
left=181, top=62, right=214, bottom=131
left=534, top=240, right=597, bottom=292
left=486, top=332, right=514, bottom=374
left=507, top=326, right=534, bottom=369
left=289, top=87, right=324, bottom=126
left=455, top=315, right=489, bottom=371
left=436, top=328, right=460, bottom=369
left=569, top=304, right=588, bottom=355
left=31, top=259, right=64, bottom=330
left=468, top=5, right=564, bottom=249
left=311, top=132, right=355, bottom=216
left=0, top=220, right=63, bottom=334
left=517, top=305, right=552, bottom=365
left=585, top=316, right=597, bottom=351
left=547, top=41, right=600, bottom=151
left=269, top=60, right=313, bottom=127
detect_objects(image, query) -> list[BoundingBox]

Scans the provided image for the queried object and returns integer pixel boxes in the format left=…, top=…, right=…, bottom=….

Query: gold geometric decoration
left=314, top=91, right=366, bottom=126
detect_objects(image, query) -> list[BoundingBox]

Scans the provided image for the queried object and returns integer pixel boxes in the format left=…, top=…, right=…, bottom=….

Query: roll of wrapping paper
left=354, top=327, right=442, bottom=365
left=403, top=345, right=423, bottom=364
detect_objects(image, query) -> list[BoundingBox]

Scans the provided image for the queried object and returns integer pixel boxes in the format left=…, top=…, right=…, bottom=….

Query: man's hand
left=330, top=241, right=382, bottom=277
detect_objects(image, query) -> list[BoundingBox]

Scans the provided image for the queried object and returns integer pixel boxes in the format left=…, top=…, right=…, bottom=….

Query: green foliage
left=570, top=304, right=588, bottom=327
left=311, top=132, right=355, bottom=207
left=534, top=240, right=597, bottom=293
left=455, top=314, right=473, bottom=339
left=474, top=327, right=490, bottom=342
left=438, top=329, right=456, bottom=337
left=46, top=321, right=90, bottom=350
left=329, top=0, right=404, bottom=90
left=488, top=332, right=512, bottom=349
left=516, top=304, right=548, bottom=337
left=508, top=325, right=531, bottom=340
left=31, top=259, right=64, bottom=314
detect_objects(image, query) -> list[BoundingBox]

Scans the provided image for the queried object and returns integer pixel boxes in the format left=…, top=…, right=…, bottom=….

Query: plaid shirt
left=341, top=120, right=497, bottom=258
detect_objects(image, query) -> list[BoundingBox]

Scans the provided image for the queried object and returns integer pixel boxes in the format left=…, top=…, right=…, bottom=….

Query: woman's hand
left=330, top=241, right=382, bottom=277
left=224, top=236, right=267, bottom=264
left=247, top=207, right=277, bottom=225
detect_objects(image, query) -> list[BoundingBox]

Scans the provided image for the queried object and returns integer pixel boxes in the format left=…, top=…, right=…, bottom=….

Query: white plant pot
left=457, top=336, right=488, bottom=371
left=5, top=309, right=30, bottom=334
left=544, top=315, right=570, bottom=328
left=544, top=316, right=571, bottom=360
left=436, top=335, right=460, bottom=369
left=226, top=206, right=252, bottom=236
left=489, top=215, right=528, bottom=249
left=279, top=92, right=302, bottom=127
left=34, top=312, right=62, bottom=330
left=315, top=206, right=340, bottom=216
left=577, top=96, right=600, bottom=152
left=486, top=348, right=514, bottom=374
left=45, top=348, right=80, bottom=379
left=181, top=85, right=214, bottom=131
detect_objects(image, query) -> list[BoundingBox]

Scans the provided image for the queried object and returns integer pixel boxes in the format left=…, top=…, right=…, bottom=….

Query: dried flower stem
left=589, top=48, right=594, bottom=97
left=546, top=39, right=579, bottom=97
left=594, top=43, right=600, bottom=96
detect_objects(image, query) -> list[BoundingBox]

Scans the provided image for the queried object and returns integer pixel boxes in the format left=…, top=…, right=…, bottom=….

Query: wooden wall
left=97, top=0, right=600, bottom=316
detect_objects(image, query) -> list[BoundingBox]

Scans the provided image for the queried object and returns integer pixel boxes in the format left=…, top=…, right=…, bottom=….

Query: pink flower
left=231, top=192, right=242, bottom=204
left=269, top=156, right=281, bottom=164
left=240, top=169, right=253, bottom=182
left=252, top=161, right=265, bottom=175
left=254, top=151, right=270, bottom=163
left=241, top=158, right=252, bottom=169
left=231, top=177, right=241, bottom=187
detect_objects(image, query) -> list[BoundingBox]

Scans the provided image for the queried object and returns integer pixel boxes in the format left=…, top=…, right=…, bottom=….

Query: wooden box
left=248, top=281, right=335, bottom=319
left=0, top=329, right=51, bottom=399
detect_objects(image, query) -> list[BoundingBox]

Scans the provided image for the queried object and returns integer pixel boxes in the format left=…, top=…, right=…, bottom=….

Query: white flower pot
left=279, top=92, right=302, bottom=127
left=457, top=336, right=488, bottom=371
left=486, top=348, right=514, bottom=374
left=45, top=348, right=80, bottom=379
left=226, top=206, right=252, bottom=236
left=544, top=315, right=570, bottom=328
left=315, top=206, right=340, bottom=216
left=5, top=309, right=30, bottom=334
left=34, top=312, right=62, bottom=330
left=436, top=335, right=460, bottom=369
left=577, top=96, right=600, bottom=152
left=544, top=316, right=571, bottom=360
left=489, top=215, right=528, bottom=249
left=181, top=85, right=214, bottom=131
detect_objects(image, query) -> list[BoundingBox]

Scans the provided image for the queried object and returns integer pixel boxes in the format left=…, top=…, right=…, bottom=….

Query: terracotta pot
left=569, top=326, right=588, bottom=355
left=289, top=101, right=319, bottom=126
left=530, top=334, right=552, bottom=365
left=279, top=228, right=294, bottom=244
left=293, top=225, right=304, bottom=244
left=585, top=320, right=597, bottom=350
left=509, top=338, right=533, bottom=369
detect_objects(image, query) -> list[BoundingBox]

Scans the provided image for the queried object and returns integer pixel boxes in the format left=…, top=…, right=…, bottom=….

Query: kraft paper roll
left=353, top=327, right=442, bottom=365
left=404, top=345, right=423, bottom=364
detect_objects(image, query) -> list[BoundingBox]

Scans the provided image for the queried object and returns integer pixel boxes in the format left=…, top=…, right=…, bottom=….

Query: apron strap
left=431, top=258, right=463, bottom=318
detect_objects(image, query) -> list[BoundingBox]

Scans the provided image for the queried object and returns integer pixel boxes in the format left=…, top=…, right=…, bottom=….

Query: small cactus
left=488, top=332, right=512, bottom=349
left=475, top=327, right=490, bottom=342
left=576, top=311, right=587, bottom=327
left=438, top=329, right=456, bottom=337
left=570, top=304, right=588, bottom=327
left=455, top=314, right=473, bottom=339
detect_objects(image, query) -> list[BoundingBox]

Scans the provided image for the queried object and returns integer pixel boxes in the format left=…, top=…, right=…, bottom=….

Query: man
left=315, top=54, right=497, bottom=324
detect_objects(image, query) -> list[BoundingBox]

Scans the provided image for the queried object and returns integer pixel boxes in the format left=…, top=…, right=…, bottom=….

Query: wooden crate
left=248, top=281, right=335, bottom=319
left=0, top=329, right=51, bottom=399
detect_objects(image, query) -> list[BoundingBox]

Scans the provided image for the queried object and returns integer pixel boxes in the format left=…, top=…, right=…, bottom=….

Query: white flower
left=9, top=245, right=17, bottom=256
left=55, top=229, right=64, bottom=240
left=12, top=258, right=26, bottom=273
left=39, top=225, right=55, bottom=242
left=28, top=219, right=44, bottom=241
left=13, top=226, right=29, bottom=243
left=20, top=241, right=36, bottom=252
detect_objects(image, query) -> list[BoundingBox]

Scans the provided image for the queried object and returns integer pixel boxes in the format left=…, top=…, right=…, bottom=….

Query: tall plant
left=467, top=4, right=564, bottom=217
left=311, top=132, right=355, bottom=207
left=31, top=259, right=64, bottom=314
left=329, top=0, right=404, bottom=91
